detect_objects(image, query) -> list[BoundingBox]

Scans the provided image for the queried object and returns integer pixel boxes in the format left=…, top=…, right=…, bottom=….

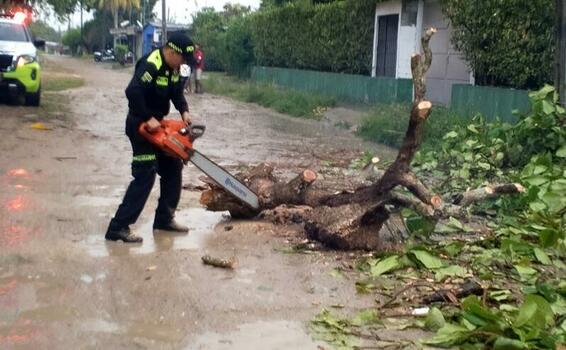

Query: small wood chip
left=201, top=255, right=237, bottom=269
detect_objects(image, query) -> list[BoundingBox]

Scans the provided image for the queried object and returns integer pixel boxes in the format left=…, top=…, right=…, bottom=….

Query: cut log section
left=199, top=164, right=318, bottom=218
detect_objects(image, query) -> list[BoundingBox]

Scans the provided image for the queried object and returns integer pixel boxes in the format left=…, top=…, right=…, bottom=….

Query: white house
left=371, top=0, right=472, bottom=105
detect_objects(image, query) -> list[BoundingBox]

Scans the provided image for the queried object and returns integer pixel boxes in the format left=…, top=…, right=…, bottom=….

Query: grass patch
left=39, top=55, right=85, bottom=92
left=357, top=103, right=469, bottom=149
left=41, top=59, right=85, bottom=92
left=39, top=56, right=82, bottom=117
left=205, top=72, right=336, bottom=119
left=42, top=73, right=84, bottom=92
left=40, top=93, right=70, bottom=117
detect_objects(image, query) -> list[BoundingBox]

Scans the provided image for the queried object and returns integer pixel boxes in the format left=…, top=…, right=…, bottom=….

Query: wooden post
left=161, top=0, right=167, bottom=45
left=557, top=0, right=566, bottom=105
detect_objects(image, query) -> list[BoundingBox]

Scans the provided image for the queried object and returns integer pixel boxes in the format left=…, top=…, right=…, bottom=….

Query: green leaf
left=557, top=145, right=566, bottom=158
left=529, top=201, right=547, bottom=213
left=422, top=323, right=471, bottom=346
left=533, top=165, right=548, bottom=175
left=405, top=213, right=436, bottom=236
left=533, top=248, right=552, bottom=265
left=443, top=242, right=465, bottom=257
left=539, top=229, right=560, bottom=248
left=410, top=250, right=444, bottom=269
left=425, top=307, right=446, bottom=331
left=514, top=265, right=537, bottom=281
left=490, top=290, right=513, bottom=302
left=541, top=100, right=555, bottom=115
left=551, top=297, right=566, bottom=316
left=467, top=124, right=479, bottom=134
left=355, top=280, right=375, bottom=294
left=330, top=268, right=344, bottom=279
left=523, top=175, right=550, bottom=186
left=351, top=309, right=379, bottom=326
left=465, top=140, right=478, bottom=148
left=444, top=131, right=458, bottom=139
left=434, top=265, right=467, bottom=281
left=529, top=85, right=555, bottom=100
left=370, top=255, right=401, bottom=277
left=541, top=191, right=566, bottom=213
left=514, top=298, right=537, bottom=328
left=537, top=283, right=559, bottom=303
left=493, top=337, right=528, bottom=350
left=514, top=295, right=554, bottom=329
left=461, top=296, right=502, bottom=326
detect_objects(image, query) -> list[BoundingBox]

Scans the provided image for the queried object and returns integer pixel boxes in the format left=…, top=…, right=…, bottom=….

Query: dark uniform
left=107, top=48, right=189, bottom=235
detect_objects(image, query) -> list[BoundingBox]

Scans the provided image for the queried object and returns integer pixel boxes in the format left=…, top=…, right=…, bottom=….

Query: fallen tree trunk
left=197, top=28, right=525, bottom=250
left=199, top=163, right=317, bottom=218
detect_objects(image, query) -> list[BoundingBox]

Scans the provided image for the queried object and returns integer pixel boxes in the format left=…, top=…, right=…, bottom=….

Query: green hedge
left=441, top=0, right=554, bottom=90
left=191, top=8, right=226, bottom=71
left=251, top=0, right=378, bottom=75
left=219, top=16, right=255, bottom=78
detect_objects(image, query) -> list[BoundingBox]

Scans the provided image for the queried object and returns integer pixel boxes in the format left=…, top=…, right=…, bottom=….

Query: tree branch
left=454, top=183, right=525, bottom=207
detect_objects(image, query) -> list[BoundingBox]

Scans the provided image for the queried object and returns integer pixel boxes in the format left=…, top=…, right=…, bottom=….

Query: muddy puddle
left=187, top=320, right=326, bottom=349
left=82, top=208, right=229, bottom=257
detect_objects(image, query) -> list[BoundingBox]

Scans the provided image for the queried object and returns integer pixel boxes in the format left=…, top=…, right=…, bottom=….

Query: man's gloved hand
left=182, top=111, right=192, bottom=125
left=146, top=117, right=161, bottom=133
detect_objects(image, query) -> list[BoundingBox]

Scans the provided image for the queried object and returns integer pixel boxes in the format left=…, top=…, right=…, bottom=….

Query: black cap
left=166, top=32, right=195, bottom=65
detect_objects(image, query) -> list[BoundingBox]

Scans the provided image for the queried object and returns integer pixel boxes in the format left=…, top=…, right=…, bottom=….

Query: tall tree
left=96, top=0, right=139, bottom=46
left=29, top=19, right=61, bottom=41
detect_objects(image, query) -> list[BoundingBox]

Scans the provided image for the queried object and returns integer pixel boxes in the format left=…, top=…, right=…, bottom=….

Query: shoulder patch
left=141, top=71, right=153, bottom=83
left=146, top=50, right=163, bottom=70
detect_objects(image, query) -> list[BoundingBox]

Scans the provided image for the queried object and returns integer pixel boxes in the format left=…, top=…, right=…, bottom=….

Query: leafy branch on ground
left=310, top=85, right=565, bottom=349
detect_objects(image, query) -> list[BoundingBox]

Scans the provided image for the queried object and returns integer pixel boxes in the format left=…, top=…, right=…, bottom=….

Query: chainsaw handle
left=189, top=124, right=206, bottom=141
left=138, top=121, right=158, bottom=140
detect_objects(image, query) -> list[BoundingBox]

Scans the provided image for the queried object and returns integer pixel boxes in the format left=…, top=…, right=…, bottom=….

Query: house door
left=376, top=14, right=399, bottom=77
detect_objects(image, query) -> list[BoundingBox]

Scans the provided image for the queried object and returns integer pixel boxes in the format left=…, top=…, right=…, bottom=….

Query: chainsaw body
left=138, top=120, right=205, bottom=161
left=138, top=119, right=260, bottom=210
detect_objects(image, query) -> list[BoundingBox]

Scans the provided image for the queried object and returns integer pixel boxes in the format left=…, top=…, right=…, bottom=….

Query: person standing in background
left=194, top=44, right=205, bottom=94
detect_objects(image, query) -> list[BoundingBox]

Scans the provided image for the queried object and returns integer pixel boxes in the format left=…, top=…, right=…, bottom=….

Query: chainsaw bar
left=190, top=150, right=260, bottom=210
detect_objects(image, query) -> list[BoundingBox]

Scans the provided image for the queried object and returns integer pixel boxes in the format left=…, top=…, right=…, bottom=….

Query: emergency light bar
left=0, top=7, right=33, bottom=24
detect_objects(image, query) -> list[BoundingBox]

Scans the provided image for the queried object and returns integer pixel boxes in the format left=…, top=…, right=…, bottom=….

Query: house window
left=376, top=14, right=399, bottom=77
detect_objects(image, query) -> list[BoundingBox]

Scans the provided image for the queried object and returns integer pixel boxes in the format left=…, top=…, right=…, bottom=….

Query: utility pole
left=80, top=0, right=83, bottom=55
left=161, top=0, right=167, bottom=45
left=557, top=0, right=566, bottom=105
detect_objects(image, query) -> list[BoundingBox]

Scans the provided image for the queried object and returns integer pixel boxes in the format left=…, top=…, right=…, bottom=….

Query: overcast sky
left=39, top=0, right=261, bottom=30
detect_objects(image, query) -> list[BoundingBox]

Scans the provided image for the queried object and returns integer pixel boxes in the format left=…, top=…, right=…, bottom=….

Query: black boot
left=105, top=227, right=143, bottom=243
left=153, top=220, right=189, bottom=233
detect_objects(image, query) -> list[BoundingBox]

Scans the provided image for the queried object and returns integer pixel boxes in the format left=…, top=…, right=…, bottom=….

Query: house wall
left=372, top=0, right=422, bottom=79
left=422, top=0, right=471, bottom=104
left=142, top=25, right=155, bottom=55
left=372, top=0, right=472, bottom=105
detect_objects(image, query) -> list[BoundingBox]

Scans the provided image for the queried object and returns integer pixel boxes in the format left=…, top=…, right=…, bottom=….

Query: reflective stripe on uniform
left=147, top=50, right=162, bottom=70
left=156, top=76, right=168, bottom=86
left=167, top=42, right=182, bottom=53
left=141, top=71, right=153, bottom=83
left=133, top=154, right=156, bottom=162
left=171, top=74, right=180, bottom=83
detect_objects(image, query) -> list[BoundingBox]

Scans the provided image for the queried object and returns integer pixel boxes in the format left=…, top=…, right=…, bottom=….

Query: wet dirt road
left=0, top=56, right=400, bottom=349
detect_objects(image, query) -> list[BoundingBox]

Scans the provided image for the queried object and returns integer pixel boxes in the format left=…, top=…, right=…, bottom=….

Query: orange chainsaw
left=139, top=120, right=259, bottom=209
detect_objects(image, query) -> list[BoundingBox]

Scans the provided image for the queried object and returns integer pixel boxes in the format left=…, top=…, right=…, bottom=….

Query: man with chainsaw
left=105, top=33, right=196, bottom=243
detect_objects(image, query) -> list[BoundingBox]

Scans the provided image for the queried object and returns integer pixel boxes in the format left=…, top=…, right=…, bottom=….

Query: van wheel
left=25, top=86, right=41, bottom=107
